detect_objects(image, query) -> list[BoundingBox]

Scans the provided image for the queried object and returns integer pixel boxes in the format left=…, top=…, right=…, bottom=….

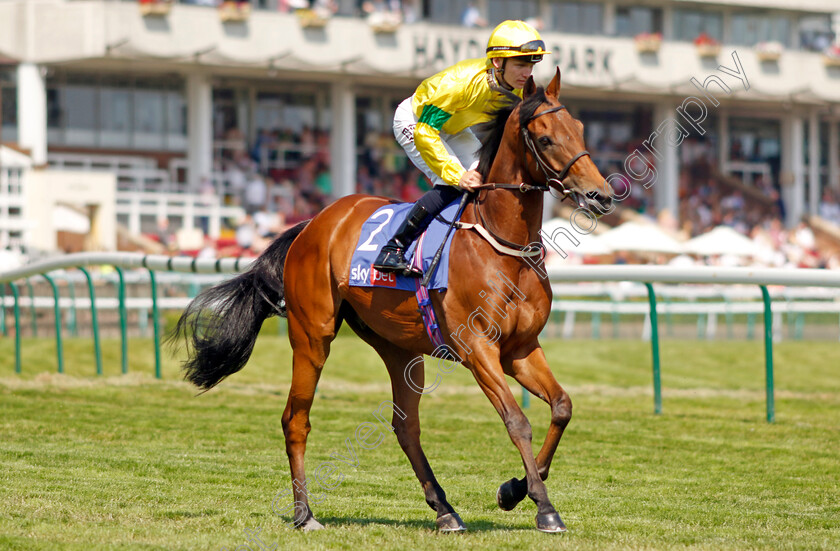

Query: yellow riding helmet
left=486, top=20, right=550, bottom=63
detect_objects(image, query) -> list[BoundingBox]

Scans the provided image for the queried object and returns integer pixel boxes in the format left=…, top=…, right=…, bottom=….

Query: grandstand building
left=0, top=0, right=839, bottom=256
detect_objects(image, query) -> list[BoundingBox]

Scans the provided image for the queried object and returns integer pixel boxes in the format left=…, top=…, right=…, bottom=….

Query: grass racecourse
left=1, top=327, right=839, bottom=550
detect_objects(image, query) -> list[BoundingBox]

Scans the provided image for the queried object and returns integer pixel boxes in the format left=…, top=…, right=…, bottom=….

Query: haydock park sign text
left=413, top=33, right=614, bottom=78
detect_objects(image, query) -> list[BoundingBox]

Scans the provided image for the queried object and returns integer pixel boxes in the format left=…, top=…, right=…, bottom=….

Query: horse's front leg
left=470, top=348, right=566, bottom=533
left=496, top=345, right=572, bottom=515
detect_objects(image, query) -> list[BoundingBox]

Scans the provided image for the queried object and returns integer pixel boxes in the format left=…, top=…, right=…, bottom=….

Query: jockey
left=373, top=19, right=549, bottom=277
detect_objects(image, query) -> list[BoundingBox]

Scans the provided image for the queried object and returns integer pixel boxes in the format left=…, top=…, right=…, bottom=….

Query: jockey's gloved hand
left=458, top=170, right=483, bottom=191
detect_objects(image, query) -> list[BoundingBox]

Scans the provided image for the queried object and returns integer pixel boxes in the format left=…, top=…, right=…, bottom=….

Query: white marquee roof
left=598, top=222, right=685, bottom=255
left=683, top=226, right=769, bottom=257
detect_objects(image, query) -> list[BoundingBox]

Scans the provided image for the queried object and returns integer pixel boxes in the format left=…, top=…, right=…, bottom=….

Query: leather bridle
left=478, top=103, right=590, bottom=196
left=470, top=101, right=593, bottom=255
left=520, top=104, right=590, bottom=196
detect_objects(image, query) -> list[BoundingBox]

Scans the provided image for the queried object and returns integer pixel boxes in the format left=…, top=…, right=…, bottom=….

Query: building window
left=252, top=91, right=317, bottom=137
left=487, top=0, right=538, bottom=26
left=63, top=75, right=98, bottom=147
left=731, top=12, right=790, bottom=46
left=134, top=78, right=167, bottom=150
left=46, top=72, right=187, bottom=151
left=165, top=89, right=187, bottom=151
left=730, top=118, right=781, bottom=163
left=798, top=15, right=834, bottom=51
left=551, top=2, right=604, bottom=36
left=673, top=9, right=723, bottom=43
left=615, top=6, right=662, bottom=37
left=100, top=75, right=132, bottom=149
left=427, top=0, right=473, bottom=25
left=46, top=87, right=62, bottom=144
left=0, top=69, right=16, bottom=143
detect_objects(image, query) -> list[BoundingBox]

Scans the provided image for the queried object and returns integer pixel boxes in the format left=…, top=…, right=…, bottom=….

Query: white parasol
left=597, top=221, right=684, bottom=254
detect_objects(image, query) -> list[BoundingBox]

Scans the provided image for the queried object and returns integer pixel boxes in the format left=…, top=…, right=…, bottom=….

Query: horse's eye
left=538, top=137, right=552, bottom=147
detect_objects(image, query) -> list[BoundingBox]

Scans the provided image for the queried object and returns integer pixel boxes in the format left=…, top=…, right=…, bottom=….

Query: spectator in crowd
left=314, top=160, right=332, bottom=197
left=155, top=217, right=175, bottom=251
left=362, top=0, right=402, bottom=27
left=250, top=128, right=274, bottom=165
left=235, top=214, right=256, bottom=252
left=401, top=0, right=419, bottom=23
left=197, top=176, right=217, bottom=235
left=461, top=2, right=487, bottom=28
left=242, top=171, right=268, bottom=215
left=818, top=189, right=840, bottom=225
left=197, top=234, right=218, bottom=260
left=280, top=0, right=309, bottom=11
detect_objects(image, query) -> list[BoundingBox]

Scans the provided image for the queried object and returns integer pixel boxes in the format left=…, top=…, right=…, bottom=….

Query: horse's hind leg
left=496, top=345, right=571, bottom=515
left=280, top=308, right=337, bottom=531
left=375, top=343, right=466, bottom=532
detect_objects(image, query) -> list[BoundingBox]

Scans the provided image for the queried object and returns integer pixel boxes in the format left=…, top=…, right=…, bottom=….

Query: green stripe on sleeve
left=418, top=104, right=452, bottom=131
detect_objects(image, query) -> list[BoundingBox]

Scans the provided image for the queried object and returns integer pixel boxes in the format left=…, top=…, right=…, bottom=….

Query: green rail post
left=591, top=312, right=601, bottom=339
left=41, top=274, right=64, bottom=374
left=786, top=309, right=794, bottom=341
left=663, top=295, right=673, bottom=337
left=26, top=278, right=37, bottom=337
left=724, top=297, right=734, bottom=340
left=148, top=269, right=162, bottom=379
left=521, top=386, right=530, bottom=408
left=114, top=266, right=128, bottom=375
left=746, top=312, right=756, bottom=340
left=78, top=267, right=103, bottom=377
left=60, top=273, right=78, bottom=337
left=10, top=283, right=21, bottom=374
left=644, top=283, right=662, bottom=415
left=1, top=284, right=6, bottom=336
left=794, top=313, right=804, bottom=341
left=611, top=308, right=619, bottom=339
left=759, top=285, right=775, bottom=423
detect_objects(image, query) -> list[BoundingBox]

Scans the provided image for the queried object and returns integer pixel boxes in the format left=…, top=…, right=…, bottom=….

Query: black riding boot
left=372, top=203, right=430, bottom=277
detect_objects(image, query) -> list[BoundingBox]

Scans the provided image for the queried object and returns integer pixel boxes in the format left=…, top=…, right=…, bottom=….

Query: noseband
left=520, top=104, right=590, bottom=196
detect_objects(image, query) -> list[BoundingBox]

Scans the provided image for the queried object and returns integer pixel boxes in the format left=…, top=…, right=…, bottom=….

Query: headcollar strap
left=520, top=104, right=590, bottom=195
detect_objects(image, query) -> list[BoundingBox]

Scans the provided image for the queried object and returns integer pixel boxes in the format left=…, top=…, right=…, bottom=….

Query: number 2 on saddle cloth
left=349, top=199, right=465, bottom=348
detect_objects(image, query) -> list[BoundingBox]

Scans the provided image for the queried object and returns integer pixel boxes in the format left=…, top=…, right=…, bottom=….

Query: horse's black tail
left=169, top=220, right=310, bottom=391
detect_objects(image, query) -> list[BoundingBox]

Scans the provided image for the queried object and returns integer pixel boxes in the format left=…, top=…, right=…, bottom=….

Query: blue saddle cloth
left=348, top=200, right=461, bottom=291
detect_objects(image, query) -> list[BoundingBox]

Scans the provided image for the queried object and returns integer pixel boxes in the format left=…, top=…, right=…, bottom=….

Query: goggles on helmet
left=486, top=39, right=547, bottom=55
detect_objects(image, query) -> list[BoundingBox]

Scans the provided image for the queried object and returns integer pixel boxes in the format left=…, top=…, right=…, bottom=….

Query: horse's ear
left=523, top=76, right=537, bottom=98
left=546, top=67, right=562, bottom=99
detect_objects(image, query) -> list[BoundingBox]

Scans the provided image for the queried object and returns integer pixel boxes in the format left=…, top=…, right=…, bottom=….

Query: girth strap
left=454, top=222, right=543, bottom=258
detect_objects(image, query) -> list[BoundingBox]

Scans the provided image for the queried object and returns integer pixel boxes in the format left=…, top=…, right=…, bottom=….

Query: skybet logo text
left=350, top=264, right=398, bottom=287
left=370, top=266, right=397, bottom=287
left=350, top=264, right=369, bottom=283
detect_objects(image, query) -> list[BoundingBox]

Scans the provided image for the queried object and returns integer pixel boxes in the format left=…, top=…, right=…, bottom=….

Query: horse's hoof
left=536, top=511, right=567, bottom=533
left=300, top=516, right=325, bottom=532
left=496, top=478, right=526, bottom=511
left=436, top=512, right=467, bottom=532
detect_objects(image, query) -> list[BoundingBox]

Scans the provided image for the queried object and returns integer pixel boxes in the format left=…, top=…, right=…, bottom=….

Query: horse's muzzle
left=571, top=190, right=613, bottom=215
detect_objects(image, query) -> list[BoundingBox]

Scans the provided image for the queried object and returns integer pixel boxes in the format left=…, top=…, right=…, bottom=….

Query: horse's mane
left=475, top=86, right=548, bottom=180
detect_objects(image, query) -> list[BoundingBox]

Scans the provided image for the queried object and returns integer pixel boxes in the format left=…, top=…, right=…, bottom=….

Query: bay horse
left=172, top=68, right=613, bottom=534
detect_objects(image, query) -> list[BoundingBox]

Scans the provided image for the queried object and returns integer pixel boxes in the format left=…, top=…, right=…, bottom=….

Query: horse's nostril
left=586, top=191, right=601, bottom=200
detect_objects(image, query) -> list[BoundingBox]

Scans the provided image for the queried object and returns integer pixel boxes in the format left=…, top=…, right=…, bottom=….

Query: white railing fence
left=2, top=256, right=840, bottom=422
